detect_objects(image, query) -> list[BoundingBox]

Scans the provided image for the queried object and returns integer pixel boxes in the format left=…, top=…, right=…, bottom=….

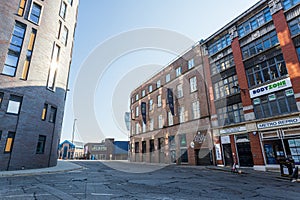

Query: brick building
left=0, top=0, right=78, bottom=170
left=130, top=0, right=300, bottom=171
left=84, top=139, right=129, bottom=160
left=130, top=45, right=213, bottom=165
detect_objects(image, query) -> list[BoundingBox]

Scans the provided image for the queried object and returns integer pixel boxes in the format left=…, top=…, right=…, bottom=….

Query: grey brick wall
left=0, top=0, right=79, bottom=171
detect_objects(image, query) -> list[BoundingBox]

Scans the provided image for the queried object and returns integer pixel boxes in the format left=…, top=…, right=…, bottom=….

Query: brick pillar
left=249, top=132, right=265, bottom=166
left=231, top=36, right=254, bottom=120
left=154, top=138, right=159, bottom=163
left=230, top=135, right=237, bottom=165
left=272, top=9, right=300, bottom=108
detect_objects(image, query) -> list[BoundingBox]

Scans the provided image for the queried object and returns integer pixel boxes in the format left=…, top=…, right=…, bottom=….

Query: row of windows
left=18, top=0, right=73, bottom=22
left=208, top=34, right=231, bottom=56
left=253, top=89, right=298, bottom=119
left=134, top=134, right=187, bottom=151
left=288, top=16, right=300, bottom=36
left=217, top=103, right=245, bottom=126
left=210, top=54, right=234, bottom=75
left=133, top=73, right=197, bottom=103
left=134, top=102, right=200, bottom=135
left=0, top=130, right=46, bottom=154
left=237, top=7, right=272, bottom=38
left=213, top=74, right=239, bottom=100
left=241, top=30, right=279, bottom=60
left=246, top=54, right=287, bottom=87
left=282, top=0, right=300, bottom=10
left=0, top=91, right=57, bottom=123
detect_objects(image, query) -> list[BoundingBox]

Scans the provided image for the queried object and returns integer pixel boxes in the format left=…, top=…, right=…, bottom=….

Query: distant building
left=0, top=0, right=79, bottom=170
left=58, top=140, right=84, bottom=160
left=84, top=138, right=129, bottom=160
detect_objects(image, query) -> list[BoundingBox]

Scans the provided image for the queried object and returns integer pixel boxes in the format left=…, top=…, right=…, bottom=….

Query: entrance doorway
left=195, top=148, right=212, bottom=165
left=236, top=142, right=253, bottom=167
left=222, top=144, right=233, bottom=166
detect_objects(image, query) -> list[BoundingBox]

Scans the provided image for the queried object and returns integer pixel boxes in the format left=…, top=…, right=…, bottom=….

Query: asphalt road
left=0, top=161, right=299, bottom=199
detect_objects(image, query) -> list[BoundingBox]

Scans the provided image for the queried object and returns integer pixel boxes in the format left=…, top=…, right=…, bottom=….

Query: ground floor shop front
left=130, top=120, right=214, bottom=166
left=216, top=115, right=300, bottom=171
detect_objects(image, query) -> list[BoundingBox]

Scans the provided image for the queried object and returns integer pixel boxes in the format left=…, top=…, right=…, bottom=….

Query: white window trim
left=28, top=1, right=43, bottom=25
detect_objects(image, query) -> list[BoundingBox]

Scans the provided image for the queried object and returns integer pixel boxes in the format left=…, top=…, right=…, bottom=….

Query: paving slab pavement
left=0, top=160, right=83, bottom=177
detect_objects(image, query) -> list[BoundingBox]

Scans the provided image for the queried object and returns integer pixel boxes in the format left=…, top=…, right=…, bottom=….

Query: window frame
left=28, top=1, right=43, bottom=25
left=189, top=76, right=197, bottom=93
left=36, top=135, right=46, bottom=154
left=6, top=95, right=23, bottom=115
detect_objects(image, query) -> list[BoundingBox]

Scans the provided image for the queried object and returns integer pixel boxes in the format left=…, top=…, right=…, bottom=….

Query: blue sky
left=61, top=0, right=259, bottom=143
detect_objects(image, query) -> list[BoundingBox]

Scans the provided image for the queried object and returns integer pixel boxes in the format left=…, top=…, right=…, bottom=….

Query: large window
left=148, top=85, right=153, bottom=93
left=2, top=22, right=26, bottom=77
left=61, top=26, right=68, bottom=46
left=168, top=111, right=173, bottom=126
left=192, top=101, right=200, bottom=119
left=49, top=106, right=57, bottom=123
left=149, top=99, right=153, bottom=111
left=135, top=94, right=139, bottom=101
left=188, top=58, right=194, bottom=69
left=177, top=84, right=183, bottom=98
left=135, top=106, right=139, bottom=117
left=237, top=7, right=272, bottom=38
left=282, top=0, right=300, bottom=10
left=47, top=44, right=60, bottom=90
left=288, top=16, right=300, bottom=36
left=29, top=2, right=42, bottom=24
left=36, top=135, right=46, bottom=154
left=156, top=80, right=161, bottom=88
left=176, top=66, right=182, bottom=77
left=189, top=76, right=197, bottom=93
left=208, top=34, right=231, bottom=56
left=214, top=75, right=239, bottom=99
left=253, top=89, right=298, bottom=119
left=165, top=74, right=171, bottom=83
left=241, top=31, right=279, bottom=60
left=157, top=95, right=162, bottom=107
left=158, top=115, right=163, bottom=128
left=59, top=1, right=67, bottom=19
left=135, top=123, right=140, bottom=135
left=246, top=54, right=287, bottom=87
left=149, top=118, right=154, bottom=131
left=210, top=54, right=234, bottom=75
left=217, top=103, right=244, bottom=126
left=7, top=95, right=22, bottom=115
left=178, top=106, right=185, bottom=123
left=141, top=90, right=146, bottom=97
left=22, top=28, right=37, bottom=80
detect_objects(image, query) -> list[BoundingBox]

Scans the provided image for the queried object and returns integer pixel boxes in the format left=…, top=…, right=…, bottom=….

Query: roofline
left=202, top=0, right=267, bottom=44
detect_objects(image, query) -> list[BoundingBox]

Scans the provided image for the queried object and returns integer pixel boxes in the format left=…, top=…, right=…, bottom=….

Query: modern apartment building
left=130, top=0, right=300, bottom=171
left=0, top=0, right=78, bottom=170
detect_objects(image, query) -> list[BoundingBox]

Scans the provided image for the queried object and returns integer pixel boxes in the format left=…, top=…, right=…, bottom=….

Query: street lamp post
left=72, top=118, right=77, bottom=144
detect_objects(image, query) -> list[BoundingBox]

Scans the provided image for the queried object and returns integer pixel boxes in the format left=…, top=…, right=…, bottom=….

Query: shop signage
left=220, top=126, right=246, bottom=134
left=221, top=136, right=231, bottom=144
left=249, top=77, right=292, bottom=98
left=257, top=117, right=300, bottom=129
left=194, top=132, right=206, bottom=144
left=215, top=144, right=222, bottom=161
